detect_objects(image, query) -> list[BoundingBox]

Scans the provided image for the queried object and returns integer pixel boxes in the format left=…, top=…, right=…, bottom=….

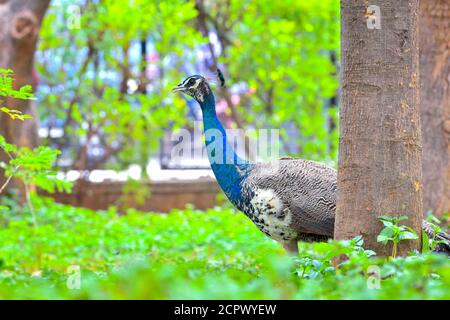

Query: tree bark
left=335, top=0, right=422, bottom=256
left=419, top=0, right=450, bottom=216
left=0, top=0, right=51, bottom=189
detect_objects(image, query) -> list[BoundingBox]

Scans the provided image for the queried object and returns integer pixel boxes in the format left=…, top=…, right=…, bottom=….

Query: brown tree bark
left=335, top=0, right=422, bottom=256
left=419, top=0, right=450, bottom=216
left=0, top=0, right=51, bottom=189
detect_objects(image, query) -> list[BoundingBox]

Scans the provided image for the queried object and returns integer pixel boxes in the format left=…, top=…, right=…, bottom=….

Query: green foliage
left=0, top=69, right=33, bottom=121
left=294, top=236, right=375, bottom=280
left=36, top=0, right=340, bottom=172
left=38, top=0, right=202, bottom=170
left=0, top=69, right=71, bottom=195
left=117, top=178, right=151, bottom=211
left=0, top=198, right=448, bottom=299
left=0, top=139, right=71, bottom=194
left=0, top=69, right=35, bottom=100
left=377, top=215, right=419, bottom=258
left=220, top=0, right=339, bottom=161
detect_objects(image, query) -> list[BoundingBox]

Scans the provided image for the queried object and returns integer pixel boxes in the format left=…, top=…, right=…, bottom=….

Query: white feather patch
left=250, top=189, right=297, bottom=241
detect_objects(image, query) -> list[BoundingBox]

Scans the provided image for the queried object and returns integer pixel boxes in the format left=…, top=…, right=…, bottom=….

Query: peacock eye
left=188, top=78, right=196, bottom=86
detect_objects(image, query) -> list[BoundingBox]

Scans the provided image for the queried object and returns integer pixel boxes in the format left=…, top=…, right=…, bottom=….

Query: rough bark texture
left=0, top=0, right=51, bottom=188
left=335, top=0, right=422, bottom=256
left=420, top=0, right=450, bottom=216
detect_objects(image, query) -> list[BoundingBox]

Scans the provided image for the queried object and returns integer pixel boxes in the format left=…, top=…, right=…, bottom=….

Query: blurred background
left=1, top=0, right=339, bottom=211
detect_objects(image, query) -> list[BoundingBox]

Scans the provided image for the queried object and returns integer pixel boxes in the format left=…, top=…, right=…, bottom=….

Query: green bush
left=0, top=197, right=448, bottom=299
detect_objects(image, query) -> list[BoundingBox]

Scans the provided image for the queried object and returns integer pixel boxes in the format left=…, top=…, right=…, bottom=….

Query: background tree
left=335, top=0, right=422, bottom=256
left=198, top=0, right=339, bottom=160
left=35, top=0, right=339, bottom=179
left=37, top=0, right=203, bottom=174
left=0, top=0, right=51, bottom=189
left=419, top=0, right=450, bottom=216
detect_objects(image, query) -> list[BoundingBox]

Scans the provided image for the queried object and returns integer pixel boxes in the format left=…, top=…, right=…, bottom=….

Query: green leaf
left=381, top=220, right=394, bottom=228
left=398, top=231, right=418, bottom=241
left=377, top=227, right=394, bottom=245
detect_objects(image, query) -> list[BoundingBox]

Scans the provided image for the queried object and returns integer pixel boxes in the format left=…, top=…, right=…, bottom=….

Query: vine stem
left=0, top=165, right=20, bottom=194
left=0, top=174, right=13, bottom=194
left=0, top=144, right=17, bottom=194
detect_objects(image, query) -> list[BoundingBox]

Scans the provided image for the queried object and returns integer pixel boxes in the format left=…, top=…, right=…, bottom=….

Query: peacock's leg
left=282, top=240, right=298, bottom=255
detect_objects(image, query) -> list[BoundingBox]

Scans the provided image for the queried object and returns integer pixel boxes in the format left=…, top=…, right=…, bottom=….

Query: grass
left=0, top=196, right=449, bottom=299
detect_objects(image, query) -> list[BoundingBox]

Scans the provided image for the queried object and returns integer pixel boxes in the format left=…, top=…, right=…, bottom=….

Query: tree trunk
left=335, top=0, right=422, bottom=256
left=0, top=0, right=51, bottom=189
left=419, top=0, right=450, bottom=216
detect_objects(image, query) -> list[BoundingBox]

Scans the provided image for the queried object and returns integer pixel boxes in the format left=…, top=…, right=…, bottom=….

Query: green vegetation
left=0, top=68, right=33, bottom=121
left=0, top=0, right=448, bottom=301
left=37, top=0, right=339, bottom=170
left=0, top=69, right=71, bottom=196
left=0, top=197, right=448, bottom=299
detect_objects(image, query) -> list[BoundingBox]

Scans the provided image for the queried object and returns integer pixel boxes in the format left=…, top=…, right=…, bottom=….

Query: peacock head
left=172, top=75, right=212, bottom=104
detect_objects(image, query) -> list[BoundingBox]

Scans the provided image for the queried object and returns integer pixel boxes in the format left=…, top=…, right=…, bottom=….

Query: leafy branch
left=0, top=69, right=71, bottom=195
left=0, top=136, right=72, bottom=194
left=0, top=69, right=35, bottom=100
left=0, top=69, right=34, bottom=121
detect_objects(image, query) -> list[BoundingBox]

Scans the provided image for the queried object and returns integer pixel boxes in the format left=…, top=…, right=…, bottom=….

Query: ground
left=0, top=196, right=448, bottom=299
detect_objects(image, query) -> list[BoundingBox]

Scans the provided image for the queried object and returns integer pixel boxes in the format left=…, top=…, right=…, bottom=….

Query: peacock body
left=172, top=74, right=449, bottom=254
left=239, top=160, right=336, bottom=244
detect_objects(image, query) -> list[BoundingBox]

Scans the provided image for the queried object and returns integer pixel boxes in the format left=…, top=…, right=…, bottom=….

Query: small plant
left=293, top=235, right=375, bottom=279
left=0, top=66, right=72, bottom=232
left=377, top=215, right=418, bottom=258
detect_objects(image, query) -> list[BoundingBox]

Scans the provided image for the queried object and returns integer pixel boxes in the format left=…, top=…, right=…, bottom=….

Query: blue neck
left=199, top=93, right=250, bottom=204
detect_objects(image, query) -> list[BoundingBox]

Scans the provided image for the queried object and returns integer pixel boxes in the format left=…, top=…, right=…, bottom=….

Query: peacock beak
left=171, top=84, right=186, bottom=93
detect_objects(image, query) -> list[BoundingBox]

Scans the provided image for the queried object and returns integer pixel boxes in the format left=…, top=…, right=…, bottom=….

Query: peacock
left=172, top=74, right=450, bottom=255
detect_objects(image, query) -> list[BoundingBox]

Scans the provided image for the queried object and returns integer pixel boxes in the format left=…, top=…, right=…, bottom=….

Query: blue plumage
left=199, top=88, right=252, bottom=206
